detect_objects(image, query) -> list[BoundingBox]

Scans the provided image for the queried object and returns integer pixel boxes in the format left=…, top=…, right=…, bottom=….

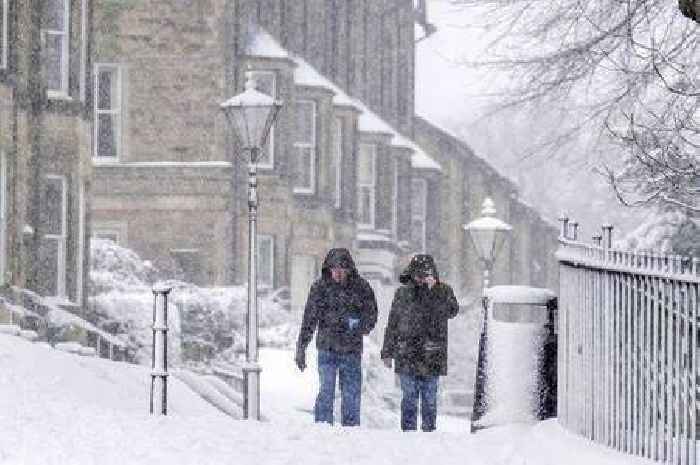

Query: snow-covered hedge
left=89, top=239, right=297, bottom=366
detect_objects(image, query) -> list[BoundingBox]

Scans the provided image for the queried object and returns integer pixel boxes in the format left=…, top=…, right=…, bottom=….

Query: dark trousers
left=399, top=373, right=439, bottom=431
left=314, top=350, right=362, bottom=426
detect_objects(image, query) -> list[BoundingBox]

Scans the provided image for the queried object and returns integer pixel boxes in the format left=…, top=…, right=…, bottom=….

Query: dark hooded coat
left=297, top=248, right=378, bottom=354
left=381, top=255, right=460, bottom=377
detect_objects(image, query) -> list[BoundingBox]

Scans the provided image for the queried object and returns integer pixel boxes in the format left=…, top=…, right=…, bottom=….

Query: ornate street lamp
left=463, top=197, right=512, bottom=290
left=463, top=198, right=512, bottom=433
left=220, top=72, right=282, bottom=420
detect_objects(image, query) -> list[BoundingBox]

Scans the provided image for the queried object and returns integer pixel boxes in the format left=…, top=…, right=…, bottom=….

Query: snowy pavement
left=0, top=334, right=655, bottom=465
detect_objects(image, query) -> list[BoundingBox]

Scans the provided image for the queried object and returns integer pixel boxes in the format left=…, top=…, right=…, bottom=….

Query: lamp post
left=463, top=197, right=512, bottom=291
left=463, top=197, right=512, bottom=433
left=220, top=72, right=282, bottom=420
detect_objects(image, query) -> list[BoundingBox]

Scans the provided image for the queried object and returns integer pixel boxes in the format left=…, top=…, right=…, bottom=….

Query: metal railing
left=557, top=219, right=699, bottom=465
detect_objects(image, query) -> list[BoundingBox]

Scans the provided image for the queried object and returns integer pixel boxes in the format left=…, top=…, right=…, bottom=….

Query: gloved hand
left=381, top=357, right=392, bottom=369
left=348, top=316, right=361, bottom=331
left=294, top=345, right=306, bottom=372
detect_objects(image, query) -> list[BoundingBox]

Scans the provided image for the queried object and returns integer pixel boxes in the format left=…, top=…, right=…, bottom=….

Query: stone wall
left=0, top=0, right=92, bottom=314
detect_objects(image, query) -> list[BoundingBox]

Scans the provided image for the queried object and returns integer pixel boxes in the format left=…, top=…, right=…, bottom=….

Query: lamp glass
left=469, top=228, right=497, bottom=265
left=221, top=74, right=282, bottom=154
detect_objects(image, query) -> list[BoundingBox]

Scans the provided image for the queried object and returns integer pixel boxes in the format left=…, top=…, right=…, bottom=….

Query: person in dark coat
left=380, top=254, right=460, bottom=431
left=295, top=248, right=378, bottom=426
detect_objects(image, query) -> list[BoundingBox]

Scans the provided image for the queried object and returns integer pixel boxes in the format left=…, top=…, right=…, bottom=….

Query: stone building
left=89, top=0, right=559, bottom=316
left=0, top=0, right=93, bottom=316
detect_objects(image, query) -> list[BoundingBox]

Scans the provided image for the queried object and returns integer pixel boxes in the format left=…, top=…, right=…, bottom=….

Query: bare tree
left=450, top=0, right=699, bottom=212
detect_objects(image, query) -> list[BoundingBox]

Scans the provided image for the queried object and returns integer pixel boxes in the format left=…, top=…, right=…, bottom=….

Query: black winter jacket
left=381, top=255, right=460, bottom=376
left=297, top=248, right=378, bottom=354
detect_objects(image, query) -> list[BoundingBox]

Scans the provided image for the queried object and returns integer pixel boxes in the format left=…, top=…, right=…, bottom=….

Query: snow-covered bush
left=89, top=239, right=298, bottom=366
left=622, top=207, right=699, bottom=257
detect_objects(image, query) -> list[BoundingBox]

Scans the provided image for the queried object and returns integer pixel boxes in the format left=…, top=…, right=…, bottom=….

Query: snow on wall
left=477, top=320, right=545, bottom=428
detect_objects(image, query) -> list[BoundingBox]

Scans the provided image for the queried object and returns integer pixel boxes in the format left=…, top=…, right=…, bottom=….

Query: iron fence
left=557, top=223, right=699, bottom=465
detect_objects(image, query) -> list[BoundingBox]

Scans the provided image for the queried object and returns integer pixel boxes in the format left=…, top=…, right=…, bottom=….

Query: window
left=357, top=143, right=376, bottom=228
left=330, top=117, right=343, bottom=208
left=44, top=175, right=67, bottom=297
left=293, top=100, right=316, bottom=194
left=92, top=222, right=127, bottom=244
left=94, top=64, right=122, bottom=160
left=257, top=235, right=274, bottom=289
left=171, top=249, right=203, bottom=286
left=249, top=70, right=276, bottom=168
left=79, top=0, right=88, bottom=101
left=44, top=0, right=70, bottom=96
left=0, top=151, right=6, bottom=284
left=410, top=178, right=427, bottom=252
left=93, top=231, right=119, bottom=243
left=0, top=0, right=7, bottom=69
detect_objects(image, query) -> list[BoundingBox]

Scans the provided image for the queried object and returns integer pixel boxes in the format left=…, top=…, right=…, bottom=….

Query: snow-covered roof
left=293, top=56, right=357, bottom=108
left=484, top=285, right=557, bottom=304
left=248, top=29, right=442, bottom=173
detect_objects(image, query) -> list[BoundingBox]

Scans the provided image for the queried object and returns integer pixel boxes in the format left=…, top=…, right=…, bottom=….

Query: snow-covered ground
left=0, top=333, right=655, bottom=465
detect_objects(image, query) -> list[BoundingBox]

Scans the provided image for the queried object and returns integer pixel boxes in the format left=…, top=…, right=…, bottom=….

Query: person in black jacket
left=295, top=248, right=378, bottom=426
left=381, top=254, right=459, bottom=432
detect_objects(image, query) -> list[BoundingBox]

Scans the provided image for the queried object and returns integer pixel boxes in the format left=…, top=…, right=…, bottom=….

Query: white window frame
left=257, top=234, right=274, bottom=290
left=333, top=117, right=343, bottom=209
left=411, top=177, right=427, bottom=253
left=249, top=70, right=276, bottom=169
left=357, top=143, right=377, bottom=229
left=293, top=99, right=317, bottom=194
left=93, top=63, right=122, bottom=161
left=79, top=0, right=88, bottom=102
left=44, top=0, right=70, bottom=98
left=0, top=151, right=7, bottom=285
left=0, top=0, right=8, bottom=70
left=76, top=180, right=86, bottom=304
left=45, top=175, right=67, bottom=298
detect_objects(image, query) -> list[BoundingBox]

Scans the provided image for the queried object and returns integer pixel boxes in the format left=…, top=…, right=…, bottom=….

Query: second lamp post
left=220, top=72, right=283, bottom=420
left=463, top=197, right=512, bottom=291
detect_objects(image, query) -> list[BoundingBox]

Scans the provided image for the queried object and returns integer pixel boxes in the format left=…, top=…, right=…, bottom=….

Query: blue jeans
left=399, top=374, right=439, bottom=431
left=315, top=350, right=362, bottom=426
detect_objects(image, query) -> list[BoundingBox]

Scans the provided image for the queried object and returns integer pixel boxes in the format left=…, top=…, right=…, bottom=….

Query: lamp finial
left=481, top=197, right=496, bottom=217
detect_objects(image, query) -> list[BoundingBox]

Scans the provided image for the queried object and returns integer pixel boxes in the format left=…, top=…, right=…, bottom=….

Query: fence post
left=559, top=216, right=570, bottom=240
left=150, top=285, right=172, bottom=415
left=571, top=221, right=579, bottom=241
left=602, top=225, right=613, bottom=249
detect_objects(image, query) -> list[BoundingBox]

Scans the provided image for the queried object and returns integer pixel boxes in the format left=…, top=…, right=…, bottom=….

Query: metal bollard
left=150, top=285, right=172, bottom=415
